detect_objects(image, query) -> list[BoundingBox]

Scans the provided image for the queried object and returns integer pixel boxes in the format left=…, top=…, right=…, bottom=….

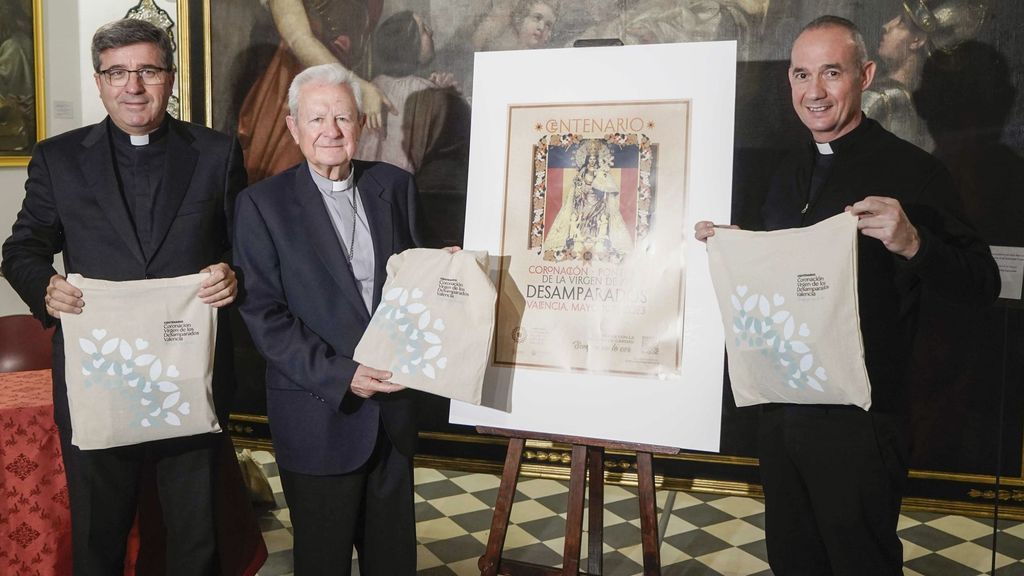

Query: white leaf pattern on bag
left=729, top=288, right=830, bottom=394
left=79, top=339, right=97, bottom=355
left=102, top=338, right=120, bottom=355
left=149, top=359, right=162, bottom=381
left=74, top=327, right=192, bottom=429
left=743, top=295, right=757, bottom=312
left=371, top=287, right=448, bottom=380
left=162, top=392, right=181, bottom=410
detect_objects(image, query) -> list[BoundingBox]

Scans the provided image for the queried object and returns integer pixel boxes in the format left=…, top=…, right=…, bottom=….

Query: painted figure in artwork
left=356, top=10, right=471, bottom=248
left=236, top=0, right=390, bottom=183
left=473, top=0, right=558, bottom=51
left=0, top=0, right=35, bottom=152
left=861, top=0, right=986, bottom=151
left=544, top=139, right=634, bottom=261
left=576, top=0, right=767, bottom=57
left=357, top=10, right=455, bottom=172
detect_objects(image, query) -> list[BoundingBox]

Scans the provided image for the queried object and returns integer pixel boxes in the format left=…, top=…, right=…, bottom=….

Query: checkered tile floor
left=247, top=451, right=1024, bottom=575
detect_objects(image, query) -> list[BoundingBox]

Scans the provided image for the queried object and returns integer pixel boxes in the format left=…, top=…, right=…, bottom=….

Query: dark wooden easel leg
left=587, top=446, right=604, bottom=575
left=474, top=428, right=675, bottom=576
left=636, top=451, right=661, bottom=575
left=479, top=437, right=526, bottom=576
left=561, top=444, right=589, bottom=575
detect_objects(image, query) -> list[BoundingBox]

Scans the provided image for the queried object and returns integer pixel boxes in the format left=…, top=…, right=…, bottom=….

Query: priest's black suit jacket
left=233, top=160, right=421, bottom=476
left=1, top=117, right=246, bottom=432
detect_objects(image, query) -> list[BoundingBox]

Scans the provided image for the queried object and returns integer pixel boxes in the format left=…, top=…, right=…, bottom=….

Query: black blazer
left=233, top=160, right=421, bottom=476
left=1, top=117, right=247, bottom=430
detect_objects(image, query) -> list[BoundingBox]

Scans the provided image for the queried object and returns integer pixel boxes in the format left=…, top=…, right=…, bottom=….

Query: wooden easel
left=476, top=426, right=680, bottom=576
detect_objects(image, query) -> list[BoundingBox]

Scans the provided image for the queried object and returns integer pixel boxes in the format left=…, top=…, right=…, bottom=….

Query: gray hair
left=287, top=64, right=363, bottom=117
left=797, top=15, right=869, bottom=71
left=91, top=19, right=175, bottom=73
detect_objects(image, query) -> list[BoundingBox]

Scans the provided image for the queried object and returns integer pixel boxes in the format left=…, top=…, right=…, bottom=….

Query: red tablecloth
left=0, top=370, right=267, bottom=575
left=0, top=369, right=72, bottom=575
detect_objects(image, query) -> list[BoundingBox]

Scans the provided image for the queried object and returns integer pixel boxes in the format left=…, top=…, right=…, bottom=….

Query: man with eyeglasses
left=2, top=18, right=245, bottom=575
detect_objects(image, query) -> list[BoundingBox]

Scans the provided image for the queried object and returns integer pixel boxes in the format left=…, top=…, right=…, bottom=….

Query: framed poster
left=495, top=101, right=690, bottom=377
left=0, top=0, right=44, bottom=166
left=450, top=41, right=735, bottom=452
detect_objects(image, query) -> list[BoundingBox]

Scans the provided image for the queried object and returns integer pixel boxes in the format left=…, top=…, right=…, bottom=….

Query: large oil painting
left=0, top=0, right=43, bottom=165
left=195, top=0, right=1024, bottom=515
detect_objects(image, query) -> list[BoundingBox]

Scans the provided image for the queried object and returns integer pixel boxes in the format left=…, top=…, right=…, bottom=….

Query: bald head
left=795, top=15, right=869, bottom=74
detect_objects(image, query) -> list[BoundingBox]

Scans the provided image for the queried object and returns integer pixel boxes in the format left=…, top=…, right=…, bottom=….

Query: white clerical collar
left=815, top=141, right=834, bottom=155
left=332, top=175, right=353, bottom=192
left=130, top=134, right=150, bottom=146
left=309, top=164, right=355, bottom=195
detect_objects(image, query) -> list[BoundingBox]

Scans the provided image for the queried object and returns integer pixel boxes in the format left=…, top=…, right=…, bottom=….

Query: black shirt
left=109, top=118, right=169, bottom=257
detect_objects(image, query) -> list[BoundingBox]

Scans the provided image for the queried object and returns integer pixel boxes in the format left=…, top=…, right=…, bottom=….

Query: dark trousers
left=59, top=430, right=220, bottom=576
left=279, top=432, right=416, bottom=576
left=758, top=405, right=909, bottom=576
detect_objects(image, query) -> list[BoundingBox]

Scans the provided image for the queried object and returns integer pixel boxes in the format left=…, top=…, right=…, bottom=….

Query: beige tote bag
left=706, top=212, right=872, bottom=409
left=62, top=273, right=221, bottom=449
left=354, top=249, right=496, bottom=405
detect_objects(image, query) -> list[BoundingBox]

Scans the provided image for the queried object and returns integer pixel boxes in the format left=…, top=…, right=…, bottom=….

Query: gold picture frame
left=0, top=0, right=45, bottom=166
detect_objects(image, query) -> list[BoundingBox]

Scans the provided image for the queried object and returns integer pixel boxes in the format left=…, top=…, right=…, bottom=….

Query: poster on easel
left=452, top=41, right=735, bottom=452
left=495, top=101, right=690, bottom=377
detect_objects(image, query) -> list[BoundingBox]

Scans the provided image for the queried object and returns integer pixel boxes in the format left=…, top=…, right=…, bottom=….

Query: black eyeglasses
left=97, top=67, right=169, bottom=87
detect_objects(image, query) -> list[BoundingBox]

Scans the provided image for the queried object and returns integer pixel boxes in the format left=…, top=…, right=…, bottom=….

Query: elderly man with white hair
left=233, top=63, right=421, bottom=575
